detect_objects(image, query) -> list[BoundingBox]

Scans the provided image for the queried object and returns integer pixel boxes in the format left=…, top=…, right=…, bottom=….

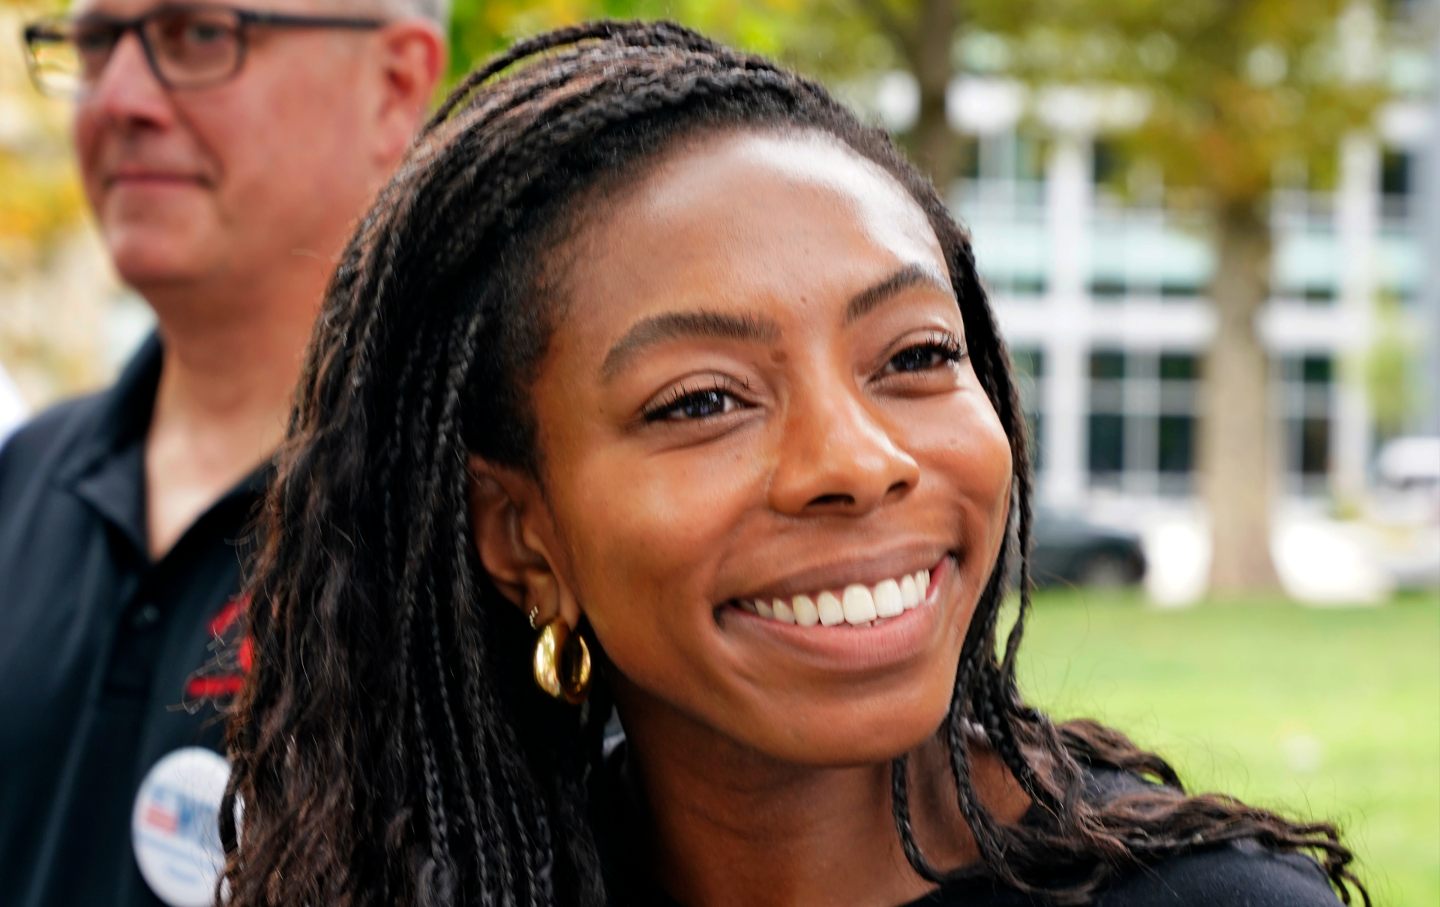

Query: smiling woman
left=222, top=21, right=1368, bottom=907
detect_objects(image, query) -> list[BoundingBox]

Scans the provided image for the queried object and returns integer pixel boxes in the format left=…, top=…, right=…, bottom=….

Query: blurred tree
left=0, top=151, right=86, bottom=281
left=986, top=0, right=1387, bottom=595
left=1, top=4, right=112, bottom=402
left=834, top=0, right=963, bottom=186
left=447, top=1, right=968, bottom=182
left=0, top=3, right=87, bottom=280
left=448, top=0, right=801, bottom=85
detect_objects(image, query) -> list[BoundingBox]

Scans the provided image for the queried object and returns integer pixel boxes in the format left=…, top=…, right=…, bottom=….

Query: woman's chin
left=737, top=702, right=954, bottom=769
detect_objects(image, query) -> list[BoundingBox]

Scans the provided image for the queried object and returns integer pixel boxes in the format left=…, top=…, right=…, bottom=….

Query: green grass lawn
left=1013, top=588, right=1440, bottom=906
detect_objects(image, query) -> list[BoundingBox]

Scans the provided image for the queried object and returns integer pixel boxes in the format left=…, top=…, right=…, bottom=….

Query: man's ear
left=466, top=456, right=579, bottom=627
left=372, top=19, right=447, bottom=163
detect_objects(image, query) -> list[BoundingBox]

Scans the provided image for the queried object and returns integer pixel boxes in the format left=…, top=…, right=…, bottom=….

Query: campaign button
left=131, top=747, right=230, bottom=907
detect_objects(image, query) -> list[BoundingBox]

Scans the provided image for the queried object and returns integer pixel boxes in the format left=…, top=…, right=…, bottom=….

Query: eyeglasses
left=21, top=3, right=386, bottom=97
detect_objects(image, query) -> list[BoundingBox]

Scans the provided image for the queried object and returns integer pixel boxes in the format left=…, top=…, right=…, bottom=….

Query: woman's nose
left=767, top=383, right=920, bottom=517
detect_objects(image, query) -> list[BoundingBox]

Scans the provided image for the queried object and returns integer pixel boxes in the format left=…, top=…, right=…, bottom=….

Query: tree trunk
left=1200, top=200, right=1284, bottom=596
left=855, top=0, right=961, bottom=188
left=910, top=0, right=959, bottom=189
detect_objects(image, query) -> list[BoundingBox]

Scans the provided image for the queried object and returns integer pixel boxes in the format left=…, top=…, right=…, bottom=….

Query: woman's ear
left=466, top=457, right=579, bottom=626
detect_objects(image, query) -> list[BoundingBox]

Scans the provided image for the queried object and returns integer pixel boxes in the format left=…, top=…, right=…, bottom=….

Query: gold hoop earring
left=532, top=618, right=591, bottom=704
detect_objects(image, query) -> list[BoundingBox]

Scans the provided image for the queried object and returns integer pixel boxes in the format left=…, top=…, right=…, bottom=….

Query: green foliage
left=1361, top=292, right=1421, bottom=438
left=447, top=0, right=807, bottom=86
left=0, top=149, right=85, bottom=277
left=978, top=0, right=1388, bottom=208
left=0, top=4, right=87, bottom=278
left=1020, top=587, right=1440, bottom=907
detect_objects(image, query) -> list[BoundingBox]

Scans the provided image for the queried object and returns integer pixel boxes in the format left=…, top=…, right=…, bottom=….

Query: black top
left=616, top=822, right=1342, bottom=906
left=0, top=336, right=266, bottom=907
left=899, top=839, right=1342, bottom=905
left=598, top=744, right=1344, bottom=906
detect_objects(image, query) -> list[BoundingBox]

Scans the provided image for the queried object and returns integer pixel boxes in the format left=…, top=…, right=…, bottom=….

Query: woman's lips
left=719, top=554, right=960, bottom=673
left=730, top=563, right=935, bottom=628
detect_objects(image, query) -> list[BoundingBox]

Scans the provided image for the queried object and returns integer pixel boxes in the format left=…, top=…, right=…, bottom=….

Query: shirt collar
left=55, top=332, right=274, bottom=561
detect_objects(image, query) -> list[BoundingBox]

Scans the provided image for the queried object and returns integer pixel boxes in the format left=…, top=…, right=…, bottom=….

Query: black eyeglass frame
left=21, top=3, right=388, bottom=95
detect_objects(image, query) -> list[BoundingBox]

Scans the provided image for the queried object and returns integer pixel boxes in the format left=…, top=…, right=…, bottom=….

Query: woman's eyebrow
left=600, top=310, right=780, bottom=380
left=599, top=264, right=951, bottom=381
left=844, top=262, right=953, bottom=325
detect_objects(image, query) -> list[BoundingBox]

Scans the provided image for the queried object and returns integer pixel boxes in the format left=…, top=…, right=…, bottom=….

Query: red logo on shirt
left=183, top=594, right=252, bottom=702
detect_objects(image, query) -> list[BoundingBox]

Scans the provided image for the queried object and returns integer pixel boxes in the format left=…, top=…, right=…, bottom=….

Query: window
left=1157, top=415, right=1194, bottom=474
left=1092, top=138, right=1123, bottom=187
left=1279, top=354, right=1335, bottom=488
left=1380, top=147, right=1416, bottom=223
left=1089, top=350, right=1126, bottom=380
left=1081, top=349, right=1336, bottom=497
left=1158, top=279, right=1203, bottom=301
left=1088, top=201, right=1211, bottom=305
left=957, top=134, right=981, bottom=182
left=1088, top=413, right=1125, bottom=476
left=960, top=130, right=1049, bottom=187
left=986, top=274, right=1048, bottom=298
left=960, top=130, right=1050, bottom=300
left=1011, top=132, right=1048, bottom=185
left=1086, top=348, right=1198, bottom=494
left=1381, top=148, right=1413, bottom=197
left=1012, top=347, right=1046, bottom=473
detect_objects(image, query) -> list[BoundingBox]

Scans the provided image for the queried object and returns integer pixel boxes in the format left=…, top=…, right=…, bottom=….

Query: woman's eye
left=643, top=385, right=746, bottom=423
left=885, top=336, right=964, bottom=374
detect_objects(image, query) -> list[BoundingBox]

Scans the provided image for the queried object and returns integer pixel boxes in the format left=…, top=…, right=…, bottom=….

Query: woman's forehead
left=553, top=129, right=951, bottom=358
left=614, top=129, right=940, bottom=258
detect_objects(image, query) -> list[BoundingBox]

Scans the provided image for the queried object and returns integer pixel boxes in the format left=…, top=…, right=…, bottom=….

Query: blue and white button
left=131, top=748, right=231, bottom=907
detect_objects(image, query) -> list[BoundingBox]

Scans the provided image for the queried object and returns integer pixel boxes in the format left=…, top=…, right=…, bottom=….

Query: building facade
left=887, top=12, right=1439, bottom=522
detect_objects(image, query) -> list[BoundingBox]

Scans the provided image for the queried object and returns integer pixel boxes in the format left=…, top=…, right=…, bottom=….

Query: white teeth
left=842, top=584, right=877, bottom=625
left=772, top=598, right=795, bottom=624
left=874, top=579, right=904, bottom=618
left=739, top=563, right=941, bottom=628
left=793, top=594, right=819, bottom=626
left=900, top=575, right=919, bottom=609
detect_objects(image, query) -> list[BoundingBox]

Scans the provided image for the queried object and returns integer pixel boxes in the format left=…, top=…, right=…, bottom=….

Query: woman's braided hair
left=221, top=20, right=1368, bottom=907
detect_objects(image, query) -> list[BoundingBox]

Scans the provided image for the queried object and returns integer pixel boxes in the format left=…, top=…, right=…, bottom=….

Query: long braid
left=430, top=314, right=556, bottom=905
left=396, top=341, right=458, bottom=901
left=890, top=755, right=948, bottom=883
left=446, top=333, right=517, bottom=906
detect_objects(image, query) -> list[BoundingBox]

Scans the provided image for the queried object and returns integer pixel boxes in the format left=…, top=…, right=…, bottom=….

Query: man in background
left=0, top=2, right=445, bottom=904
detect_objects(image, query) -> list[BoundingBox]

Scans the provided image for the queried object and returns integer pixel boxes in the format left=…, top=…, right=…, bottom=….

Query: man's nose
left=767, top=381, right=920, bottom=517
left=83, top=33, right=172, bottom=127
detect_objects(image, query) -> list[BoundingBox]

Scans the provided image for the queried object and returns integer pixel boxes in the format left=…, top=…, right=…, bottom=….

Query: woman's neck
left=617, top=702, right=1031, bottom=907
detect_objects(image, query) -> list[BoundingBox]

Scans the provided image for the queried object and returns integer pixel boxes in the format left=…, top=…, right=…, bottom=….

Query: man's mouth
left=725, top=562, right=942, bottom=629
left=105, top=171, right=207, bottom=188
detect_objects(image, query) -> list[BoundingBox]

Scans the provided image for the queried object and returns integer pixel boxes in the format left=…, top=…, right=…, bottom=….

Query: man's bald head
left=392, top=0, right=451, bottom=27
left=71, top=0, right=447, bottom=300
left=339, top=0, right=451, bottom=29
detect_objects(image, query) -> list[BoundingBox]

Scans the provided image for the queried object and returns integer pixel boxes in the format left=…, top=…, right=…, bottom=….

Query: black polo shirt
left=0, top=335, right=267, bottom=907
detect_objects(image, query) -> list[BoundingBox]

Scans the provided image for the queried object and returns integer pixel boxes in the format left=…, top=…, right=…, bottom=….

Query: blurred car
left=1027, top=507, right=1147, bottom=588
left=1369, top=436, right=1440, bottom=589
left=1373, top=436, right=1440, bottom=523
